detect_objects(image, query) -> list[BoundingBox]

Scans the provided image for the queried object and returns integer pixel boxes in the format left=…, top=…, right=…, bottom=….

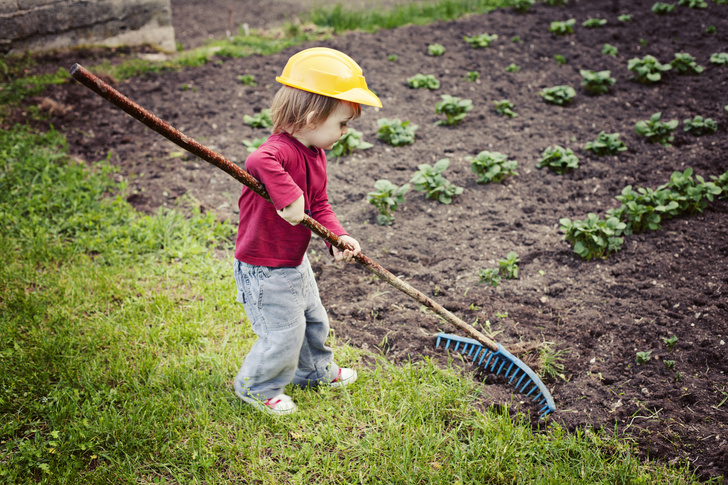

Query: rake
left=69, top=63, right=556, bottom=418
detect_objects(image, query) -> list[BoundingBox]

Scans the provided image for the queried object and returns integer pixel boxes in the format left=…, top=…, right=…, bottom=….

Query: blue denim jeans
left=233, top=254, right=339, bottom=401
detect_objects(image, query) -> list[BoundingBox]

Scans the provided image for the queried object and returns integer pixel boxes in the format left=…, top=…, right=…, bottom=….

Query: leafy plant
left=710, top=170, right=728, bottom=198
left=511, top=35, right=522, bottom=43
left=663, top=167, right=722, bottom=214
left=387, top=54, right=398, bottom=62
left=710, top=52, right=728, bottom=64
left=559, top=213, right=626, bottom=260
left=511, top=0, right=535, bottom=13
left=582, top=18, right=607, bottom=28
left=683, top=115, right=718, bottom=136
left=549, top=19, right=576, bottom=35
left=407, top=73, right=440, bottom=90
left=580, top=69, right=615, bottom=95
left=678, top=0, right=707, bottom=7
left=244, top=108, right=272, bottom=128
left=377, top=118, right=418, bottom=146
left=409, top=158, right=463, bottom=204
left=237, top=74, right=257, bottom=86
left=635, top=112, right=679, bottom=146
left=505, top=63, right=520, bottom=72
left=478, top=267, right=502, bottom=287
left=464, top=33, right=498, bottom=48
left=652, top=2, right=676, bottom=14
left=618, top=14, right=632, bottom=21
left=602, top=44, right=618, bottom=56
left=539, top=85, right=576, bottom=105
left=537, top=145, right=579, bottom=174
left=493, top=99, right=518, bottom=118
left=367, top=179, right=411, bottom=225
left=705, top=25, right=716, bottom=34
left=671, top=53, right=704, bottom=74
left=435, top=95, right=473, bottom=126
left=663, top=335, right=679, bottom=351
left=467, top=150, right=519, bottom=183
left=538, top=345, right=567, bottom=380
left=544, top=0, right=568, bottom=5
left=330, top=128, right=374, bottom=157
left=243, top=137, right=267, bottom=153
left=428, top=43, right=445, bottom=56
left=554, top=54, right=567, bottom=65
left=464, top=71, right=480, bottom=82
left=664, top=360, right=676, bottom=370
left=498, top=252, right=520, bottom=279
left=635, top=350, right=653, bottom=365
left=584, top=132, right=627, bottom=156
left=611, top=185, right=679, bottom=234
left=628, top=55, right=672, bottom=83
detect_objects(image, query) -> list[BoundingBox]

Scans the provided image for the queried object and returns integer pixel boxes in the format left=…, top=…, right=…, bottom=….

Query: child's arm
left=276, top=194, right=305, bottom=225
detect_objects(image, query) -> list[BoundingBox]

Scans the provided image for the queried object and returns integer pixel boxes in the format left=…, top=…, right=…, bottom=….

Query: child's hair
left=271, top=85, right=361, bottom=135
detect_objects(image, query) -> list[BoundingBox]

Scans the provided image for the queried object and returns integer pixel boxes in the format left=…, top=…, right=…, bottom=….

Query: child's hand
left=334, top=235, right=361, bottom=263
left=277, top=195, right=305, bottom=225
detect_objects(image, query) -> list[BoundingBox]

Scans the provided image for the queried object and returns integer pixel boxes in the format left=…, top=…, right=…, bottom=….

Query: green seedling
left=554, top=54, right=567, bottom=65
left=407, top=73, right=440, bottom=90
left=635, top=112, right=679, bottom=146
left=710, top=170, right=728, bottom=199
left=464, top=71, right=480, bottom=82
left=511, top=35, right=523, bottom=43
left=584, top=131, right=627, bottom=156
left=367, top=179, right=411, bottom=226
left=611, top=185, right=679, bottom=234
left=244, top=109, right=273, bottom=128
left=435, top=94, right=473, bottom=126
left=498, top=251, right=520, bottom=279
left=428, top=44, right=445, bottom=56
left=664, top=360, right=676, bottom=370
left=538, top=345, right=567, bottom=380
left=678, top=0, right=708, bottom=7
left=602, top=44, right=619, bottom=56
left=636, top=350, right=652, bottom=365
left=560, top=213, right=626, bottom=260
left=544, top=0, right=568, bottom=5
left=710, top=52, right=728, bottom=64
left=583, top=18, right=607, bottom=28
left=493, top=99, right=518, bottom=118
left=671, top=53, right=704, bottom=74
left=330, top=128, right=374, bottom=157
left=377, top=118, right=418, bottom=146
left=467, top=150, right=519, bottom=184
left=511, top=0, right=535, bottom=13
left=580, top=69, right=615, bottom=95
left=387, top=54, right=398, bottom=62
left=506, top=63, right=521, bottom=72
left=683, top=115, right=718, bottom=136
left=663, top=335, right=678, bottom=351
left=539, top=85, right=575, bottom=105
left=478, top=268, right=501, bottom=287
left=663, top=167, right=721, bottom=214
left=237, top=74, right=257, bottom=86
left=652, top=2, right=676, bottom=14
left=243, top=137, right=267, bottom=153
left=706, top=25, right=717, bottom=34
left=464, top=33, right=498, bottom=48
left=538, top=145, right=579, bottom=174
left=618, top=14, right=632, bottom=22
left=628, top=55, right=672, bottom=83
left=549, top=19, right=576, bottom=35
left=410, top=158, right=464, bottom=204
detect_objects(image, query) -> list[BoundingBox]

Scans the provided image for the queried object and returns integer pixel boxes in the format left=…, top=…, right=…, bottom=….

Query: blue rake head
left=436, top=333, right=556, bottom=418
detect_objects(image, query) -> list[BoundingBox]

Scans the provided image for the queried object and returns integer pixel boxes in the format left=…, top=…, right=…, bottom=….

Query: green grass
left=0, top=123, right=711, bottom=484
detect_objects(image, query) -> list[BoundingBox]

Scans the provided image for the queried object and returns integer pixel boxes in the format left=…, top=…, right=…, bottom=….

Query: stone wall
left=1, top=0, right=176, bottom=54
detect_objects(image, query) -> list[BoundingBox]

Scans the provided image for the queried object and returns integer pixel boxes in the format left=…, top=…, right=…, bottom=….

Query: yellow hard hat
left=276, top=47, right=382, bottom=108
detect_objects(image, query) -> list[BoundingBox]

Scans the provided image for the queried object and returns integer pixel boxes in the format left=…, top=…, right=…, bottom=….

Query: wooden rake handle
left=69, top=63, right=497, bottom=351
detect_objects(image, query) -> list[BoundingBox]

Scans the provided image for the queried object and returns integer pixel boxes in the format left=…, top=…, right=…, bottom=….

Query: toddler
left=233, top=47, right=382, bottom=415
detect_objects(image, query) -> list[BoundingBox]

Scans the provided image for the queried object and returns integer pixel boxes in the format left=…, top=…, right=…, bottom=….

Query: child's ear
left=305, top=111, right=318, bottom=128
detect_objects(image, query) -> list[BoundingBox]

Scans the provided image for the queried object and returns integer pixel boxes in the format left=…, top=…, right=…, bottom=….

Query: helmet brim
left=276, top=77, right=382, bottom=108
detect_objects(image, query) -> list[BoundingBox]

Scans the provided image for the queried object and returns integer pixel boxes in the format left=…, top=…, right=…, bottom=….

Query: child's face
left=299, top=102, right=356, bottom=151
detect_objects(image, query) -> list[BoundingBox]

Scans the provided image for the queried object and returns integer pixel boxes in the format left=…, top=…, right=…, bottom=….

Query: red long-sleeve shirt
left=234, top=132, right=347, bottom=267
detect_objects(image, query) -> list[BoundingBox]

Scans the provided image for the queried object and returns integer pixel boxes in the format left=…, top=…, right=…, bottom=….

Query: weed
left=407, top=73, right=440, bottom=90
left=635, top=112, right=678, bottom=146
left=636, top=351, right=652, bottom=365
left=580, top=69, right=615, bottom=95
left=410, top=158, right=464, bottom=204
left=664, top=360, right=676, bottom=370
left=367, top=179, right=411, bottom=225
left=671, top=53, right=704, bottom=75
left=467, top=150, right=519, bottom=183
left=244, top=109, right=273, bottom=128
left=602, top=44, right=619, bottom=56
left=585, top=132, right=627, bottom=156
left=559, top=214, right=626, bottom=260
left=538, top=344, right=568, bottom=380
left=330, top=128, right=374, bottom=157
left=435, top=94, right=473, bottom=126
left=387, top=54, right=398, bottom=62
left=464, top=33, right=498, bottom=48
left=506, top=63, right=520, bottom=72
left=237, top=74, right=257, bottom=86
left=464, top=71, right=480, bottom=82
left=493, top=99, right=518, bottom=118
left=428, top=43, right=445, bottom=56
left=652, top=2, right=676, bottom=14
left=663, top=335, right=679, bottom=351
left=705, top=25, right=716, bottom=34
left=683, top=115, right=718, bottom=136
left=537, top=145, right=579, bottom=174
left=478, top=268, right=502, bottom=287
left=549, top=19, right=576, bottom=35
left=583, top=18, right=607, bottom=28
left=377, top=118, right=418, bottom=146
left=511, top=0, right=535, bottom=13
left=243, top=137, right=268, bottom=153
left=554, top=54, right=567, bottom=65
left=539, top=85, right=575, bottom=105
left=628, top=55, right=672, bottom=83
left=498, top=252, right=520, bottom=279
left=618, top=14, right=633, bottom=21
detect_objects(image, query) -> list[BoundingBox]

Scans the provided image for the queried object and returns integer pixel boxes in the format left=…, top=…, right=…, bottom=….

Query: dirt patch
left=24, top=0, right=728, bottom=479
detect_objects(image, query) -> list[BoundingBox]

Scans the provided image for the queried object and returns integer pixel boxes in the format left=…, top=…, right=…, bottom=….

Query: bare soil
left=19, top=0, right=728, bottom=480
